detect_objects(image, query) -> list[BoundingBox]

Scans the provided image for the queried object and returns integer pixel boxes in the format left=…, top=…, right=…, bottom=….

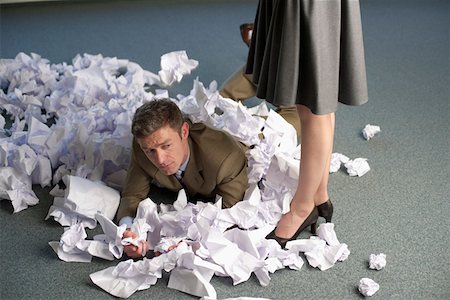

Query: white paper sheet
left=345, top=158, right=370, bottom=177
left=158, top=51, right=199, bottom=87
left=316, top=223, right=340, bottom=246
left=286, top=225, right=350, bottom=270
left=329, top=153, right=350, bottom=173
left=46, top=175, right=120, bottom=229
left=168, top=267, right=217, bottom=298
left=369, top=253, right=387, bottom=270
left=95, top=212, right=128, bottom=259
left=362, top=124, right=381, bottom=140
left=90, top=242, right=191, bottom=298
left=49, top=223, right=93, bottom=263
left=89, top=263, right=150, bottom=298
left=358, top=278, right=380, bottom=296
left=0, top=166, right=39, bottom=212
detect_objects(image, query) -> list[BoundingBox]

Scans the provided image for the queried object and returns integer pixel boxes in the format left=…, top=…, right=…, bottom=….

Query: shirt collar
left=178, top=146, right=190, bottom=172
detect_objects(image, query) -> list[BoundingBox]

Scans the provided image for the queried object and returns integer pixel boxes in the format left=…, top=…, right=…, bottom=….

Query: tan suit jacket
left=219, top=65, right=301, bottom=139
left=116, top=121, right=248, bottom=221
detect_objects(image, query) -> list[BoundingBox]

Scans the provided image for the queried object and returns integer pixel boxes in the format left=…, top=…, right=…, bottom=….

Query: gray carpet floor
left=1, top=0, right=449, bottom=299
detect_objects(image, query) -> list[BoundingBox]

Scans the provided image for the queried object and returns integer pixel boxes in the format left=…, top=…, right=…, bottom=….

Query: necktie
left=175, top=170, right=184, bottom=180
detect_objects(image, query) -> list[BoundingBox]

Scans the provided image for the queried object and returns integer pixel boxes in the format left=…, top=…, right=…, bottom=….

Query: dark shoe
left=311, top=199, right=334, bottom=234
left=240, top=23, right=253, bottom=47
left=266, top=207, right=319, bottom=248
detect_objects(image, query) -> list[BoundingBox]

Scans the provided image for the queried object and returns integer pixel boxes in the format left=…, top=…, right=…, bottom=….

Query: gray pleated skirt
left=245, top=0, right=368, bottom=115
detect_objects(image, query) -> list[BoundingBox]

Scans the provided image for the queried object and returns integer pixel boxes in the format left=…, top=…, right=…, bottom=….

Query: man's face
left=137, top=122, right=189, bottom=176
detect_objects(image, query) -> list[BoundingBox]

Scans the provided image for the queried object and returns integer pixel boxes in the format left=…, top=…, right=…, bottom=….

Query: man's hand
left=122, top=230, right=149, bottom=258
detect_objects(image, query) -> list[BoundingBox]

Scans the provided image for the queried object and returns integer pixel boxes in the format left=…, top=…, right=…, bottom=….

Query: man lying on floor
left=116, top=99, right=248, bottom=258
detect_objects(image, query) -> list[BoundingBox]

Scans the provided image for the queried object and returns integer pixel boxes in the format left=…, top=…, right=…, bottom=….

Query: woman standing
left=246, top=0, right=368, bottom=247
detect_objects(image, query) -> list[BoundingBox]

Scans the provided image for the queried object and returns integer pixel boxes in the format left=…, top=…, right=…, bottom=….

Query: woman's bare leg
left=274, top=105, right=334, bottom=238
left=314, top=112, right=335, bottom=205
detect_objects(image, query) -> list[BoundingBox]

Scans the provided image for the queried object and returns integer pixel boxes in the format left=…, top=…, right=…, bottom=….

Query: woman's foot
left=239, top=23, right=253, bottom=47
left=266, top=206, right=319, bottom=248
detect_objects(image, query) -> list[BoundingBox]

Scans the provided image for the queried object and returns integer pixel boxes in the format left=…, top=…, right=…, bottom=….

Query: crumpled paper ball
left=154, top=237, right=185, bottom=256
left=358, top=277, right=380, bottom=296
left=369, top=253, right=387, bottom=270
left=362, top=124, right=381, bottom=140
left=345, top=158, right=370, bottom=177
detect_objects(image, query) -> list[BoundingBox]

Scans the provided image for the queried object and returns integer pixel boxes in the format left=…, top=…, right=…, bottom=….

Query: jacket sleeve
left=215, top=146, right=249, bottom=208
left=115, top=144, right=151, bottom=222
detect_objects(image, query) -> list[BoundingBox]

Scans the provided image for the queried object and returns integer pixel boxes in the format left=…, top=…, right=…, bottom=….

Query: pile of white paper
left=87, top=194, right=350, bottom=298
left=1, top=51, right=381, bottom=298
left=0, top=51, right=197, bottom=212
left=0, top=51, right=373, bottom=214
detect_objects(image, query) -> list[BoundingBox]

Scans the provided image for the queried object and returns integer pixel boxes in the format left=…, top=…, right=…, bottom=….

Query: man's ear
left=181, top=122, right=189, bottom=139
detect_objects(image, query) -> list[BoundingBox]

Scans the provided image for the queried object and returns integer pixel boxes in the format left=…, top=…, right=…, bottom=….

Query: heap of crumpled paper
left=0, top=51, right=197, bottom=212
left=49, top=188, right=350, bottom=298
left=0, top=51, right=377, bottom=298
left=0, top=51, right=370, bottom=214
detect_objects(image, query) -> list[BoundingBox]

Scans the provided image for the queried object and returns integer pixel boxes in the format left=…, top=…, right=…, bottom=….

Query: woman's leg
left=314, top=112, right=335, bottom=205
left=274, top=105, right=334, bottom=238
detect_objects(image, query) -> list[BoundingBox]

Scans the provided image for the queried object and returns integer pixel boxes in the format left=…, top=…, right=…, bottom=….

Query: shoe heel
left=311, top=222, right=317, bottom=235
left=317, top=199, right=333, bottom=223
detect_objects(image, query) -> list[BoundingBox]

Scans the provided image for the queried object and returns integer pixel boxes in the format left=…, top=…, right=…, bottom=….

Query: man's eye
left=162, top=144, right=171, bottom=150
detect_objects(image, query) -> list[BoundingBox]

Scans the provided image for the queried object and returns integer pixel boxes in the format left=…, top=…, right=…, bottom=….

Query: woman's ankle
left=290, top=201, right=315, bottom=218
left=314, top=194, right=329, bottom=206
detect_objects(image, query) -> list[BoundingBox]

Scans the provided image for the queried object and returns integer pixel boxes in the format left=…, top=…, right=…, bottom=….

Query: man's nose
left=155, top=150, right=166, bottom=165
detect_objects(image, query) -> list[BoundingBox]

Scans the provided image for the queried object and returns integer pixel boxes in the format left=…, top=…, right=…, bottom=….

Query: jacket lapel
left=154, top=170, right=182, bottom=190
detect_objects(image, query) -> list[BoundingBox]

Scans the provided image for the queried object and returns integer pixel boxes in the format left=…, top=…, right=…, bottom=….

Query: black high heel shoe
left=266, top=207, right=319, bottom=248
left=311, top=199, right=334, bottom=234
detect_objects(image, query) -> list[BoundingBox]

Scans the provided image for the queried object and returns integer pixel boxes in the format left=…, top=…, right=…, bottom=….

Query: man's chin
left=160, top=169, right=175, bottom=176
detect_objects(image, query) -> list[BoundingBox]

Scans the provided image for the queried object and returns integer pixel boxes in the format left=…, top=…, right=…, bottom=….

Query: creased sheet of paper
left=362, top=124, right=381, bottom=140
left=200, top=225, right=265, bottom=286
left=90, top=241, right=192, bottom=298
left=49, top=223, right=93, bottom=263
left=94, top=212, right=128, bottom=259
left=168, top=267, right=217, bottom=298
left=50, top=200, right=155, bottom=263
left=369, top=253, right=387, bottom=270
left=177, top=78, right=263, bottom=147
left=46, top=175, right=120, bottom=228
left=286, top=224, right=350, bottom=271
left=158, top=51, right=199, bottom=87
left=358, top=278, right=380, bottom=296
left=329, top=153, right=350, bottom=173
left=263, top=109, right=297, bottom=153
left=316, top=223, right=340, bottom=246
left=50, top=222, right=114, bottom=262
left=50, top=222, right=118, bottom=262
left=133, top=197, right=162, bottom=250
left=0, top=166, right=39, bottom=212
left=89, top=262, right=151, bottom=299
left=345, top=158, right=370, bottom=177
